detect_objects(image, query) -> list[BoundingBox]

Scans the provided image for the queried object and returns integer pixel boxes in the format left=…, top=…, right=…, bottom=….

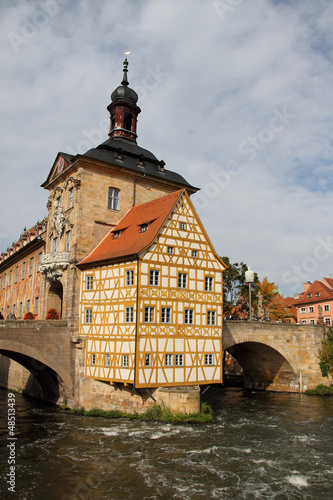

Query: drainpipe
left=133, top=257, right=140, bottom=389
left=133, top=174, right=146, bottom=206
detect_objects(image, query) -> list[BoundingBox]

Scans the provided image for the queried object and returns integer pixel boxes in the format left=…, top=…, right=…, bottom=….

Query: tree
left=222, top=257, right=259, bottom=319
left=257, top=277, right=290, bottom=322
left=319, top=327, right=333, bottom=377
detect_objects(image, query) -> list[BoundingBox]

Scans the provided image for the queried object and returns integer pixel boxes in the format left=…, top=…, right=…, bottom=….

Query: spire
left=107, top=52, right=141, bottom=142
left=121, top=53, right=129, bottom=87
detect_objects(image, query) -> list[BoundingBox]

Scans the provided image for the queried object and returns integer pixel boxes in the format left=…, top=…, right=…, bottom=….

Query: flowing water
left=0, top=386, right=332, bottom=500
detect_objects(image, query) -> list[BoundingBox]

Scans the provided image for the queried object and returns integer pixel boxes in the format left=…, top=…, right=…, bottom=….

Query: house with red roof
left=294, top=279, right=333, bottom=325
left=78, top=189, right=226, bottom=388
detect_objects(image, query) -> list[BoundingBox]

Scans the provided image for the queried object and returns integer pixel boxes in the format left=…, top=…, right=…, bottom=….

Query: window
left=161, top=307, right=171, bottom=324
left=145, top=354, right=151, bottom=367
left=9, top=270, right=12, bottom=286
left=13, top=304, right=16, bottom=315
left=184, top=309, right=194, bottom=324
left=175, top=354, right=184, bottom=366
left=309, top=319, right=315, bottom=325
left=207, top=311, right=216, bottom=326
left=34, top=297, right=39, bottom=316
left=15, top=266, right=18, bottom=283
left=105, top=354, right=110, bottom=367
left=125, top=307, right=133, bottom=323
left=205, top=354, right=214, bottom=365
left=308, top=306, right=314, bottom=314
left=123, top=355, right=129, bottom=367
left=126, top=270, right=134, bottom=286
left=22, top=262, right=26, bottom=280
left=180, top=222, right=186, bottom=230
left=3, top=274, right=6, bottom=288
left=65, top=231, right=71, bottom=252
left=53, top=237, right=58, bottom=253
left=29, top=257, right=34, bottom=275
left=301, top=319, right=307, bottom=324
left=178, top=273, right=187, bottom=288
left=315, top=292, right=320, bottom=297
left=165, top=354, right=173, bottom=366
left=27, top=300, right=30, bottom=312
left=300, top=307, right=306, bottom=314
left=205, top=276, right=213, bottom=292
left=149, top=270, right=160, bottom=286
left=19, top=302, right=23, bottom=318
left=108, top=188, right=120, bottom=210
left=307, top=293, right=312, bottom=298
left=325, top=318, right=331, bottom=326
left=124, top=112, right=132, bottom=131
left=324, top=305, right=330, bottom=312
left=140, top=223, right=149, bottom=233
left=192, top=250, right=198, bottom=258
left=167, top=246, right=174, bottom=254
left=91, top=354, right=95, bottom=366
left=85, top=309, right=92, bottom=324
left=144, top=307, right=155, bottom=323
left=68, top=188, right=73, bottom=209
left=86, top=276, right=93, bottom=290
left=38, top=252, right=43, bottom=271
left=113, top=231, right=121, bottom=239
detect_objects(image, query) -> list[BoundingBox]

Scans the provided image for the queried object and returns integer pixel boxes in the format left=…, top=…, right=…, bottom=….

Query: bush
left=46, top=308, right=60, bottom=320
left=318, top=327, right=333, bottom=377
left=23, top=312, right=35, bottom=320
left=305, top=384, right=333, bottom=395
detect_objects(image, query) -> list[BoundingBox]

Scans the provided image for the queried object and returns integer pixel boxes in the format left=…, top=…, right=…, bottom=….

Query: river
left=0, top=386, right=332, bottom=500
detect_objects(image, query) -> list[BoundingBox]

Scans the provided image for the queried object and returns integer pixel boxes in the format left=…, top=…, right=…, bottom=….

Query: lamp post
left=245, top=267, right=254, bottom=321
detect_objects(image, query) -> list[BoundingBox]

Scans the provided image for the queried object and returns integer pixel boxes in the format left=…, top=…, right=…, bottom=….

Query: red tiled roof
left=323, top=277, right=333, bottom=290
left=79, top=190, right=184, bottom=267
left=294, top=280, right=333, bottom=305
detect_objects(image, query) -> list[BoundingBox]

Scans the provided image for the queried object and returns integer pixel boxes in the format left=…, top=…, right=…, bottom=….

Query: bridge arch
left=0, top=339, right=72, bottom=403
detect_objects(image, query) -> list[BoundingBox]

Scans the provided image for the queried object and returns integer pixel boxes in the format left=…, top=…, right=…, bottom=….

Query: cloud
left=1, top=0, right=333, bottom=296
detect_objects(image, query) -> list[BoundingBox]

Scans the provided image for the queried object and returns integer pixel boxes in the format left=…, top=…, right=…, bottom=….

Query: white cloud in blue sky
left=1, top=0, right=333, bottom=296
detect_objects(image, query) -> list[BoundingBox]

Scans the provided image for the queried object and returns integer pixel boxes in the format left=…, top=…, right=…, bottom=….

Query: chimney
left=303, top=281, right=312, bottom=292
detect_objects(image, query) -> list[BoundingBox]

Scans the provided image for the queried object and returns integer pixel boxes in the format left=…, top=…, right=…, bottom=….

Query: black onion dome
left=111, top=84, right=138, bottom=103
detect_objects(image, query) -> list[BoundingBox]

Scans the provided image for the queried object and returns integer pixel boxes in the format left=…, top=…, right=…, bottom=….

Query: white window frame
left=91, top=354, right=95, bottom=366
left=308, top=306, right=314, bottom=313
left=325, top=318, right=331, bottom=326
left=126, top=270, right=134, bottom=286
left=205, top=276, right=213, bottom=292
left=178, top=273, right=187, bottom=288
left=161, top=307, right=171, bottom=324
left=85, top=309, right=92, bottom=324
left=34, top=297, right=39, bottom=316
left=123, top=355, right=129, bottom=367
left=207, top=310, right=216, bottom=326
left=86, top=275, right=93, bottom=290
left=175, top=354, right=184, bottom=366
left=165, top=354, right=173, bottom=367
left=144, top=307, right=155, bottom=323
left=167, top=246, right=174, bottom=254
left=324, top=304, right=330, bottom=312
left=192, top=250, right=198, bottom=258
left=179, top=222, right=186, bottom=230
left=125, top=307, right=134, bottom=323
left=108, top=187, right=120, bottom=210
left=300, top=307, right=306, bottom=314
left=205, top=354, right=214, bottom=366
left=145, top=354, right=151, bottom=367
left=149, top=269, right=160, bottom=286
left=184, top=309, right=194, bottom=325
left=105, top=354, right=110, bottom=367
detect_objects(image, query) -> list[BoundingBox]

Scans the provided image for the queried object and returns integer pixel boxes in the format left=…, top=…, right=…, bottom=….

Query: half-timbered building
left=79, top=189, right=226, bottom=388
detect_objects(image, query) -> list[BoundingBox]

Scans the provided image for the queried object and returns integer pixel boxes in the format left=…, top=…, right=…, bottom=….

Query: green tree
left=319, top=327, right=333, bottom=377
left=222, top=257, right=259, bottom=319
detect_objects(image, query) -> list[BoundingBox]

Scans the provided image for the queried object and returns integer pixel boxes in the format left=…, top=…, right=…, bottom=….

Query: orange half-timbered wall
left=80, top=191, right=225, bottom=388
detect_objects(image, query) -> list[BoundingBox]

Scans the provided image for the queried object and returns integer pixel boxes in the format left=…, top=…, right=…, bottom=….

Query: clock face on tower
left=57, top=157, right=65, bottom=174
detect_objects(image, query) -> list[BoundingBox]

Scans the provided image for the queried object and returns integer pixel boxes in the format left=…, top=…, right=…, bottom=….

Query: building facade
left=0, top=57, right=226, bottom=411
left=294, top=279, right=333, bottom=326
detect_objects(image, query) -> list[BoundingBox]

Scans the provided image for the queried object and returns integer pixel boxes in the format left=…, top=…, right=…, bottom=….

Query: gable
left=141, top=191, right=226, bottom=271
left=41, top=152, right=75, bottom=188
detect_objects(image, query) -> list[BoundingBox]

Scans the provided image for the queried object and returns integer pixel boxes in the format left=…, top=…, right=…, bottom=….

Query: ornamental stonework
left=40, top=251, right=71, bottom=282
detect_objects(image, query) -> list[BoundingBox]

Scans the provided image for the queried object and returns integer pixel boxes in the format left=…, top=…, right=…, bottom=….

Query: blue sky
left=1, top=0, right=333, bottom=296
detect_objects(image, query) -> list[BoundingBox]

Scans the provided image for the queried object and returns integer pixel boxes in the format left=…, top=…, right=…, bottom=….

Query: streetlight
left=245, top=266, right=254, bottom=321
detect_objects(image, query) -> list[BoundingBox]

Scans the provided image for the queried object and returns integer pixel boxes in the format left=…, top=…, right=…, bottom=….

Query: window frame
left=165, top=354, right=173, bottom=367
left=205, top=276, right=214, bottom=292
left=175, top=354, right=184, bottom=367
left=144, top=306, right=155, bottom=323
left=86, top=275, right=93, bottom=290
left=125, top=307, right=134, bottom=323
left=207, top=310, right=216, bottom=326
left=178, top=272, right=187, bottom=289
left=161, top=307, right=171, bottom=324
left=85, top=309, right=92, bottom=324
left=149, top=269, right=160, bottom=286
left=125, top=269, right=134, bottom=286
left=205, top=354, right=214, bottom=366
left=108, top=187, right=120, bottom=211
left=184, top=309, right=194, bottom=325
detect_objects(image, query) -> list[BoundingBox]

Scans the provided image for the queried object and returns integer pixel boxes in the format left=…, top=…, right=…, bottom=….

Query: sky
left=1, top=0, right=333, bottom=297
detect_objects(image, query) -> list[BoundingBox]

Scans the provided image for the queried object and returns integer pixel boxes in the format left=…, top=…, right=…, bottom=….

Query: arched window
left=108, top=188, right=120, bottom=210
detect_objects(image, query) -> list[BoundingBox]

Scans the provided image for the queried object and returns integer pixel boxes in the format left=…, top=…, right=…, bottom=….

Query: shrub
left=23, top=312, right=35, bottom=320
left=305, top=384, right=333, bottom=395
left=318, top=327, right=333, bottom=377
left=46, top=308, right=60, bottom=320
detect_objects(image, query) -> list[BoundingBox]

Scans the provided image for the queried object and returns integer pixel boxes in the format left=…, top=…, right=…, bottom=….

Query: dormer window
left=307, top=293, right=312, bottom=298
left=113, top=231, right=121, bottom=239
left=315, top=292, right=320, bottom=297
left=140, top=223, right=149, bottom=233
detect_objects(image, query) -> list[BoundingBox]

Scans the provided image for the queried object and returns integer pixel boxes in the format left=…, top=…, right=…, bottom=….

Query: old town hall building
left=0, top=58, right=225, bottom=409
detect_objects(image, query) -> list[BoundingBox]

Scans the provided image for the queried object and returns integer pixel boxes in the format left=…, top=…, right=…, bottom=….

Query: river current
left=0, top=386, right=332, bottom=500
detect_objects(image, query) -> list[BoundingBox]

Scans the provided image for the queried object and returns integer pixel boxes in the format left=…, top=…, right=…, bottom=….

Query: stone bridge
left=223, top=321, right=328, bottom=392
left=0, top=320, right=329, bottom=405
left=0, top=320, right=75, bottom=403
